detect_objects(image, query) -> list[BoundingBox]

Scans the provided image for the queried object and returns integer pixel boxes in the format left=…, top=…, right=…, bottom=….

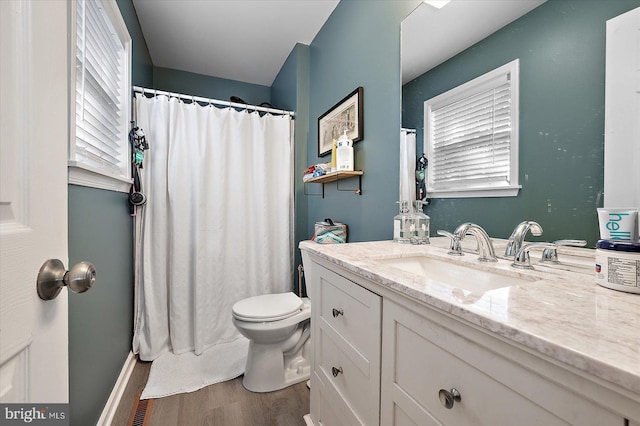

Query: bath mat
left=140, top=338, right=249, bottom=399
left=128, top=392, right=153, bottom=426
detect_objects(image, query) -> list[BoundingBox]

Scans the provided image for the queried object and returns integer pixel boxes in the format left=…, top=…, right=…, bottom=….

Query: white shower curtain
left=133, top=94, right=293, bottom=372
left=400, top=129, right=417, bottom=209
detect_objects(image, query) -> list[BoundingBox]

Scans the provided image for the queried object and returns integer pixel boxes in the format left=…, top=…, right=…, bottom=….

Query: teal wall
left=116, top=0, right=153, bottom=87
left=402, top=0, right=640, bottom=247
left=68, top=1, right=148, bottom=425
left=153, top=66, right=272, bottom=106
left=272, top=43, right=311, bottom=293
left=306, top=0, right=419, bottom=242
left=67, top=186, right=133, bottom=425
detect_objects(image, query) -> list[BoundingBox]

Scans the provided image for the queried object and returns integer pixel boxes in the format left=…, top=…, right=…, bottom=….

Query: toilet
left=232, top=292, right=311, bottom=392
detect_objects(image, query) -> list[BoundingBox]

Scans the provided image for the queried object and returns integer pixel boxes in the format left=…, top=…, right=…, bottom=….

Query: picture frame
left=318, top=87, right=363, bottom=157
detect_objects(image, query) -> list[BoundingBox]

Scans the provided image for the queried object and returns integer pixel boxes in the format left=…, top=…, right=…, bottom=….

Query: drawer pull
left=331, top=366, right=343, bottom=377
left=438, top=388, right=461, bottom=409
left=332, top=308, right=343, bottom=318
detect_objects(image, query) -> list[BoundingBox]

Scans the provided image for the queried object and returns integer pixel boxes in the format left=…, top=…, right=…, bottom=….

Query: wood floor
left=112, top=360, right=310, bottom=426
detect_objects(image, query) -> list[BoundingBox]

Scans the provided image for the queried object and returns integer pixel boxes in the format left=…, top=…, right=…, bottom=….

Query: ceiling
left=132, top=0, right=546, bottom=88
left=402, top=0, right=546, bottom=83
left=132, top=0, right=340, bottom=87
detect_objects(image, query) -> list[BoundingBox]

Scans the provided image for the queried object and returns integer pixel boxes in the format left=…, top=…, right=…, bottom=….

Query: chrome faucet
left=504, top=221, right=543, bottom=258
left=436, top=230, right=463, bottom=256
left=512, top=242, right=557, bottom=269
left=540, top=239, right=587, bottom=263
left=453, top=223, right=498, bottom=262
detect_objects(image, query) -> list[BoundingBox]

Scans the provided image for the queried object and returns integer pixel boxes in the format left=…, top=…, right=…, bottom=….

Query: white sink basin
left=374, top=255, right=536, bottom=293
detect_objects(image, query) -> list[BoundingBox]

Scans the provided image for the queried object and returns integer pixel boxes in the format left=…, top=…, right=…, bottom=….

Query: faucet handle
left=512, top=242, right=557, bottom=269
left=437, top=230, right=463, bottom=256
left=540, top=239, right=587, bottom=263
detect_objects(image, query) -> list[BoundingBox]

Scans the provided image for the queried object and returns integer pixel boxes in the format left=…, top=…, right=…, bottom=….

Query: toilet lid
left=232, top=292, right=303, bottom=322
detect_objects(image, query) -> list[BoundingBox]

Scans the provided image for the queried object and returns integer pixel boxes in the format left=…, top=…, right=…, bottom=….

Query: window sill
left=68, top=162, right=131, bottom=193
left=427, top=185, right=521, bottom=199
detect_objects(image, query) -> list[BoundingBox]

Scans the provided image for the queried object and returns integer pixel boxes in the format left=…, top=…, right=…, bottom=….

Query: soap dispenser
left=336, top=131, right=354, bottom=171
left=412, top=200, right=430, bottom=244
left=394, top=200, right=412, bottom=243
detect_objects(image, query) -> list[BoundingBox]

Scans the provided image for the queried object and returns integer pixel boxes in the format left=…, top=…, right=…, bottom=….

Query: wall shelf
left=304, top=170, right=363, bottom=198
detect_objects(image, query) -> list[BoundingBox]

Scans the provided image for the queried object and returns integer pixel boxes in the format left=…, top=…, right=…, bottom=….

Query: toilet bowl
left=232, top=292, right=311, bottom=392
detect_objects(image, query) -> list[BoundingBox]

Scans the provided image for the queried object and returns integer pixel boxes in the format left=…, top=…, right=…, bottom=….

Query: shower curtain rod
left=133, top=86, right=295, bottom=117
left=401, top=128, right=416, bottom=134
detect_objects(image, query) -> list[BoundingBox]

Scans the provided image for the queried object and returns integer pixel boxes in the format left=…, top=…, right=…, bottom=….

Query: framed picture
left=318, top=87, right=363, bottom=157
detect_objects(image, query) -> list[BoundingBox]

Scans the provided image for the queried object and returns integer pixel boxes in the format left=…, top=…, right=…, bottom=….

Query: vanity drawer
left=317, top=384, right=348, bottom=426
left=381, top=300, right=624, bottom=426
left=317, top=266, right=381, bottom=360
left=316, top=321, right=378, bottom=425
left=313, top=265, right=382, bottom=426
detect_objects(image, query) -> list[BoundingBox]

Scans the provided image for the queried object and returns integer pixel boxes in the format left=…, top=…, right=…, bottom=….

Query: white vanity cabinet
left=308, top=262, right=382, bottom=426
left=300, top=245, right=639, bottom=426
left=380, top=299, right=625, bottom=426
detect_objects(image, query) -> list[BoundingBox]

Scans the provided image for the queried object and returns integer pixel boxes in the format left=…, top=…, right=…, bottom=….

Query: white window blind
left=70, top=0, right=131, bottom=191
left=425, top=59, right=520, bottom=198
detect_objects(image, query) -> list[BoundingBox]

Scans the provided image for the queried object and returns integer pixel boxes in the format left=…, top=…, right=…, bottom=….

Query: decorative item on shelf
left=330, top=139, right=337, bottom=171
left=303, top=163, right=331, bottom=182
left=336, top=131, right=354, bottom=171
left=318, top=87, right=363, bottom=157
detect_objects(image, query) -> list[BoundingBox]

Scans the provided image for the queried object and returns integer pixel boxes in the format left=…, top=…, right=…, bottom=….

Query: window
left=69, top=0, right=131, bottom=192
left=425, top=59, right=520, bottom=198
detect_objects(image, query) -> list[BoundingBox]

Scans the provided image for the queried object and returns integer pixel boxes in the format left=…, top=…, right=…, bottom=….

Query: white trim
left=428, top=185, right=521, bottom=198
left=96, top=351, right=137, bottom=426
left=68, top=162, right=131, bottom=193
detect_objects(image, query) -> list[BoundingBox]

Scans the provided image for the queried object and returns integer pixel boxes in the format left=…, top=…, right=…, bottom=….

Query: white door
left=0, top=0, right=69, bottom=403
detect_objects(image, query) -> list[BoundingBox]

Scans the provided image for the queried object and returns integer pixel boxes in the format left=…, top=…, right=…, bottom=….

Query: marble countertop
left=299, top=238, right=640, bottom=395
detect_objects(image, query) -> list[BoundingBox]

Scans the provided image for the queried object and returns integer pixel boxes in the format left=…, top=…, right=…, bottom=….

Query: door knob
left=37, top=259, right=96, bottom=300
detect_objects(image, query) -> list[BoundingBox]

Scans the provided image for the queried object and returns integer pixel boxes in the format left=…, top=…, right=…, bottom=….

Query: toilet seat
left=232, top=292, right=303, bottom=322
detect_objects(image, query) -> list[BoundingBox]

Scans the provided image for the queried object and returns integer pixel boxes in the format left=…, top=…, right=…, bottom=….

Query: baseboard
left=96, top=351, right=137, bottom=426
left=303, top=414, right=314, bottom=426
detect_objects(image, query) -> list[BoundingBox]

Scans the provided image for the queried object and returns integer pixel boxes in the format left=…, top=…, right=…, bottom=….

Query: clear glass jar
left=394, top=201, right=412, bottom=243
left=411, top=200, right=430, bottom=244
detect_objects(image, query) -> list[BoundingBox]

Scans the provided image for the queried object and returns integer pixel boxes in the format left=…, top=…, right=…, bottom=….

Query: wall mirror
left=400, top=1, right=639, bottom=242
left=401, top=0, right=545, bottom=154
